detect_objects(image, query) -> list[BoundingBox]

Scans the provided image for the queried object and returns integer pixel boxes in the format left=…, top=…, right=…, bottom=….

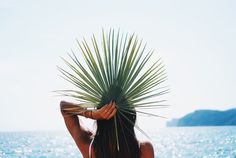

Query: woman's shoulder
left=139, top=141, right=154, bottom=158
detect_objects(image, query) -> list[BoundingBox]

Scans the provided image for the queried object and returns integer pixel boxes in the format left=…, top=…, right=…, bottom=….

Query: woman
left=60, top=100, right=154, bottom=158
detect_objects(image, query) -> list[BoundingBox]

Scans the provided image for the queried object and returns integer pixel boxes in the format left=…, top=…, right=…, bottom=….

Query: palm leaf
left=57, top=29, right=169, bottom=149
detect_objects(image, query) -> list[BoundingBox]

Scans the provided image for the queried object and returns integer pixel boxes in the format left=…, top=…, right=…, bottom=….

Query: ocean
left=0, top=127, right=235, bottom=158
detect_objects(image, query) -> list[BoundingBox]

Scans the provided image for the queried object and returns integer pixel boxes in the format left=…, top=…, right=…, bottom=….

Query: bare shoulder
left=139, top=141, right=154, bottom=158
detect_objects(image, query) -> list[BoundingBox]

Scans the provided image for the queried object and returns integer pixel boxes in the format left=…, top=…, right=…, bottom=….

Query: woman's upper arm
left=62, top=114, right=90, bottom=142
left=140, top=141, right=154, bottom=158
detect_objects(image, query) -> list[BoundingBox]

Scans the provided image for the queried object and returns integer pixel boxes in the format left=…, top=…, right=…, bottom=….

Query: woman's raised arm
left=60, top=101, right=93, bottom=157
left=60, top=101, right=117, bottom=156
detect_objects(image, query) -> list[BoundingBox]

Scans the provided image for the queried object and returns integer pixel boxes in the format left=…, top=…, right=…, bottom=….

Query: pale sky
left=1, top=0, right=236, bottom=131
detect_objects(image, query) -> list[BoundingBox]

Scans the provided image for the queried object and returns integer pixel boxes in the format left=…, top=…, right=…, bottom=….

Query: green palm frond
left=57, top=29, right=169, bottom=145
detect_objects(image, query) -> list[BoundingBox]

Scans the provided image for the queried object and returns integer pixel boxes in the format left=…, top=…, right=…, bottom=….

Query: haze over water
left=1, top=1, right=236, bottom=157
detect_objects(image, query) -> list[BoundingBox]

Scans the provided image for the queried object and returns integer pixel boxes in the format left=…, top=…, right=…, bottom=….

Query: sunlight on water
left=0, top=131, right=81, bottom=158
left=0, top=127, right=235, bottom=158
left=151, top=127, right=236, bottom=158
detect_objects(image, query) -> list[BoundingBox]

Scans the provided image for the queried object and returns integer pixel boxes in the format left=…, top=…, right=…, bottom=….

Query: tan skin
left=60, top=100, right=154, bottom=158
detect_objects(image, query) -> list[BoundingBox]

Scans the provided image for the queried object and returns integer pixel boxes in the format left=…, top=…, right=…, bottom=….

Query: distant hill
left=166, top=108, right=236, bottom=127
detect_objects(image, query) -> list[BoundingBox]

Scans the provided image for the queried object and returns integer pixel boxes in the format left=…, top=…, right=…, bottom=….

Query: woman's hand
left=92, top=101, right=117, bottom=120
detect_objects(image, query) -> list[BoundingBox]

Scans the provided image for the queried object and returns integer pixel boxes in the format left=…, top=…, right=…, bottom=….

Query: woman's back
left=89, top=139, right=154, bottom=158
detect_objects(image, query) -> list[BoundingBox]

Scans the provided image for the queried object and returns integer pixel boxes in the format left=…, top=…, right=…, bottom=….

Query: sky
left=0, top=0, right=236, bottom=131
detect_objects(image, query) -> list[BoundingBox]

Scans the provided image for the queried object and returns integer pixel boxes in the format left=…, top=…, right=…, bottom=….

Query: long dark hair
left=93, top=107, right=140, bottom=158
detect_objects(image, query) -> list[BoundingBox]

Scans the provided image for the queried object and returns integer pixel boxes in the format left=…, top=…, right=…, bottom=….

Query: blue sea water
left=0, top=127, right=236, bottom=158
